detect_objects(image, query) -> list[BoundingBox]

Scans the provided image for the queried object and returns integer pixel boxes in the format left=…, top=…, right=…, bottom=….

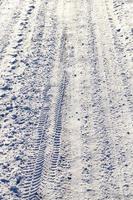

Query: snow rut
left=22, top=73, right=67, bottom=200
left=0, top=0, right=133, bottom=200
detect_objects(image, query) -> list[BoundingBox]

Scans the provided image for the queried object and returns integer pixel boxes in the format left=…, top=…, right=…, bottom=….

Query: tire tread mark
left=37, top=72, right=67, bottom=199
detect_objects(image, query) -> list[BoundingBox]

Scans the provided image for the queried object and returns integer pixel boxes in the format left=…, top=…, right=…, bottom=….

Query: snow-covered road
left=0, top=0, right=133, bottom=199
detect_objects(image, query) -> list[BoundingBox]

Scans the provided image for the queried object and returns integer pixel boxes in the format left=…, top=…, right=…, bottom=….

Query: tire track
left=102, top=1, right=133, bottom=199
left=0, top=0, right=37, bottom=63
left=92, top=0, right=133, bottom=199
left=76, top=0, right=126, bottom=199
left=0, top=0, right=133, bottom=200
left=87, top=20, right=116, bottom=200
left=37, top=73, right=67, bottom=200
left=0, top=1, right=47, bottom=199
left=20, top=1, right=68, bottom=199
left=105, top=0, right=133, bottom=119
left=36, top=25, right=68, bottom=198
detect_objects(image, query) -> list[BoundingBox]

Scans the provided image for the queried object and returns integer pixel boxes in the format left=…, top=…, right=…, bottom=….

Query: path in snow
left=0, top=0, right=133, bottom=200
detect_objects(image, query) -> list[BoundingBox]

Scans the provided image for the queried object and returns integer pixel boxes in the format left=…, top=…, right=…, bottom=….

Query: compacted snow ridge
left=0, top=0, right=133, bottom=200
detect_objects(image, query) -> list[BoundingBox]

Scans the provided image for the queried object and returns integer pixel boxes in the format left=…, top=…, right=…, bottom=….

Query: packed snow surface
left=0, top=0, right=133, bottom=199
